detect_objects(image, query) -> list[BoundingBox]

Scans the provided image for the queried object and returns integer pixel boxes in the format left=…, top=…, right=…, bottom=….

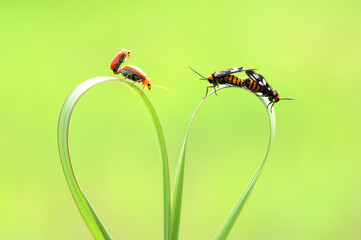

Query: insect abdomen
left=244, top=79, right=267, bottom=94
left=120, top=69, right=142, bottom=81
left=113, top=55, right=125, bottom=72
left=119, top=65, right=147, bottom=82
left=219, top=75, right=246, bottom=86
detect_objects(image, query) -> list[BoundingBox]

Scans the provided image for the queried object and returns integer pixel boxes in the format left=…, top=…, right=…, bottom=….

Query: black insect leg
left=204, top=86, right=215, bottom=98
left=267, top=101, right=276, bottom=113
left=271, top=102, right=276, bottom=113
left=267, top=101, right=273, bottom=112
left=213, top=83, right=218, bottom=96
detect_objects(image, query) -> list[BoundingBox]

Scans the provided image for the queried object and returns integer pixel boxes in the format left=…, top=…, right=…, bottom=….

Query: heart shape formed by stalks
left=58, top=78, right=275, bottom=240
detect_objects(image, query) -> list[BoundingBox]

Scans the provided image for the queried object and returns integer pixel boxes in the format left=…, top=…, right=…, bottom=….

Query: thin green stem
left=170, top=85, right=276, bottom=240
left=215, top=86, right=276, bottom=240
left=58, top=77, right=171, bottom=240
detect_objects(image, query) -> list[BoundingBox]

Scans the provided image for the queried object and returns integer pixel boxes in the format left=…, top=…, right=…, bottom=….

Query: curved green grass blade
left=58, top=77, right=171, bottom=240
left=215, top=86, right=276, bottom=240
left=170, top=85, right=275, bottom=240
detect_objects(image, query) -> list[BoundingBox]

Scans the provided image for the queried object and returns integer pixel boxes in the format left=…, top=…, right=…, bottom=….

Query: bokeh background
left=1, top=0, right=360, bottom=239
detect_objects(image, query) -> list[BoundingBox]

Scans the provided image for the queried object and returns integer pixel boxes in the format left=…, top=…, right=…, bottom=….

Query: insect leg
left=270, top=102, right=276, bottom=113
left=213, top=83, right=218, bottom=96
left=125, top=73, right=132, bottom=80
left=267, top=101, right=273, bottom=110
left=131, top=80, right=142, bottom=85
left=204, top=86, right=215, bottom=98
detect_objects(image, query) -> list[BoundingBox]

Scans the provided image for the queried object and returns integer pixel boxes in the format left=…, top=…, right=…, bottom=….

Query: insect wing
left=214, top=67, right=246, bottom=78
left=120, top=65, right=146, bottom=82
left=245, top=70, right=273, bottom=95
left=111, top=52, right=125, bottom=72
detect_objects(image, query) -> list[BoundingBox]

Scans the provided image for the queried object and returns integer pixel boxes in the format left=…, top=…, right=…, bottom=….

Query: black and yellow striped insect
left=189, top=66, right=255, bottom=96
left=189, top=66, right=295, bottom=110
left=243, top=70, right=295, bottom=109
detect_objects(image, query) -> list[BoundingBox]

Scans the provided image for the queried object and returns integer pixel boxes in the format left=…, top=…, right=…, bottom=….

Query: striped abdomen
left=244, top=79, right=268, bottom=95
left=216, top=75, right=246, bottom=87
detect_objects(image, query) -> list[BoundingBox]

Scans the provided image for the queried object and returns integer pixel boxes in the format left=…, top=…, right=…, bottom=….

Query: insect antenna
left=114, top=48, right=130, bottom=56
left=151, top=79, right=171, bottom=92
left=280, top=98, right=296, bottom=101
left=188, top=66, right=208, bottom=80
left=152, top=84, right=171, bottom=92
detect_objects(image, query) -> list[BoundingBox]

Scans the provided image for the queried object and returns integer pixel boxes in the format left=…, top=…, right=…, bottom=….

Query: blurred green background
left=1, top=0, right=360, bottom=239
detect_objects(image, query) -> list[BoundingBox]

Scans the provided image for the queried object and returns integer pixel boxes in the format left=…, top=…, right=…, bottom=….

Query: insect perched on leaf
left=189, top=66, right=295, bottom=110
left=243, top=70, right=295, bottom=109
left=110, top=49, right=131, bottom=74
left=117, top=65, right=153, bottom=91
left=189, top=66, right=256, bottom=96
left=110, top=50, right=169, bottom=93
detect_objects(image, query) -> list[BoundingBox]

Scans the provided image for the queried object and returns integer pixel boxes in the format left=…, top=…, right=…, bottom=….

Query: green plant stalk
left=170, top=85, right=276, bottom=240
left=58, top=77, right=171, bottom=240
left=215, top=86, right=276, bottom=240
left=170, top=85, right=211, bottom=240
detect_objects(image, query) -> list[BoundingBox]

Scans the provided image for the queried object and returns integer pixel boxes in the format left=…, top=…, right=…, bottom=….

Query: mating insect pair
left=189, top=66, right=295, bottom=110
left=111, top=49, right=162, bottom=92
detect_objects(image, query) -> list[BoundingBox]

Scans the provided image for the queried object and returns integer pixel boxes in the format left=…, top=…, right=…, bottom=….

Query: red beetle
left=110, top=49, right=131, bottom=74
